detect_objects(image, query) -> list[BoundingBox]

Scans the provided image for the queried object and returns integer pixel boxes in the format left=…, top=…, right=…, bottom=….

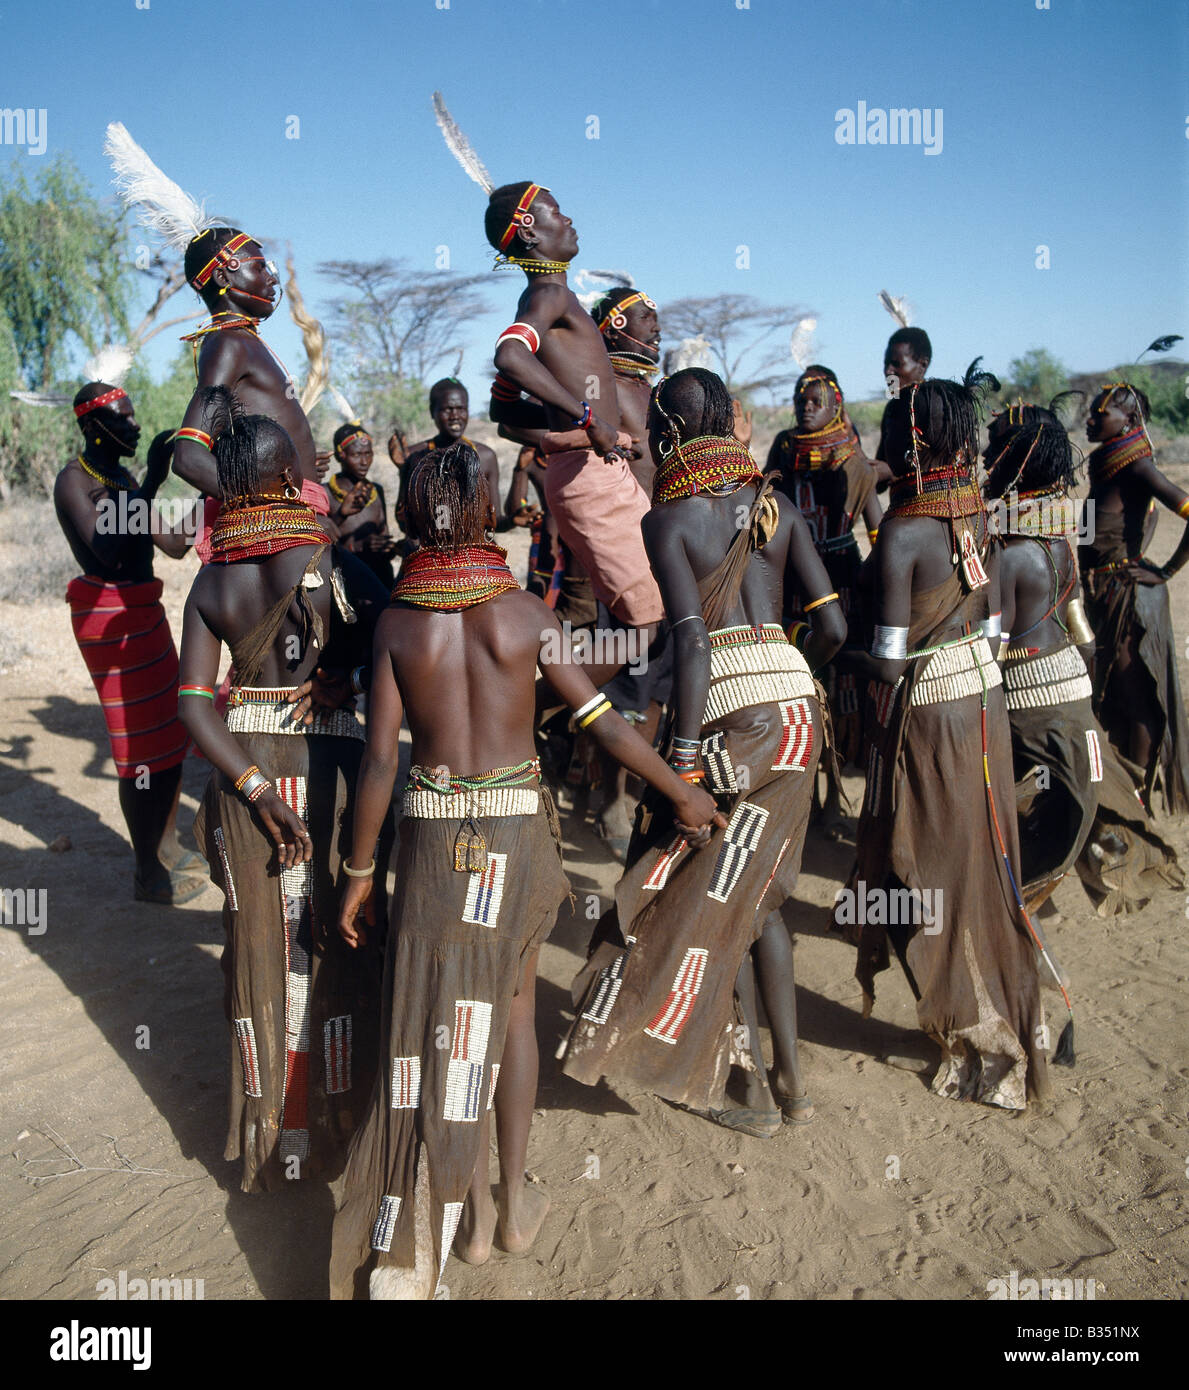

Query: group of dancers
left=43, top=127, right=1188, bottom=1299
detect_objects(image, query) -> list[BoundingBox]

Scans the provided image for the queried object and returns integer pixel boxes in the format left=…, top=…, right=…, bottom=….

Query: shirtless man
left=874, top=327, right=932, bottom=485
left=399, top=379, right=502, bottom=540
left=330, top=440, right=719, bottom=1298
left=170, top=228, right=334, bottom=535
left=55, top=382, right=202, bottom=904
left=485, top=184, right=664, bottom=665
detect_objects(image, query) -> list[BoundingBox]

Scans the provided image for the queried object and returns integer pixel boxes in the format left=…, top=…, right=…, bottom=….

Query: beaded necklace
left=1088, top=426, right=1152, bottom=485
left=493, top=255, right=569, bottom=275
left=180, top=312, right=294, bottom=386
left=392, top=542, right=520, bottom=610
left=1004, top=487, right=1079, bottom=540
left=207, top=499, right=326, bottom=563
left=76, top=453, right=133, bottom=491
left=328, top=473, right=378, bottom=507
left=609, top=352, right=659, bottom=381
left=784, top=376, right=856, bottom=471
left=887, top=463, right=985, bottom=521
left=652, top=436, right=761, bottom=505
left=407, top=758, right=541, bottom=798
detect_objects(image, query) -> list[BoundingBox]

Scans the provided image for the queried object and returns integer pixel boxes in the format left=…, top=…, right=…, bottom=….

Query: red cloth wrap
left=65, top=576, right=189, bottom=778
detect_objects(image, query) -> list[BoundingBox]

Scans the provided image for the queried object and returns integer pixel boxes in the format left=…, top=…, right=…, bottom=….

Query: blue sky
left=2, top=0, right=1186, bottom=406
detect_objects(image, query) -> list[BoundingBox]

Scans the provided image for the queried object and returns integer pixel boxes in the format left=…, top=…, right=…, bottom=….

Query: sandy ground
left=1, top=453, right=1188, bottom=1302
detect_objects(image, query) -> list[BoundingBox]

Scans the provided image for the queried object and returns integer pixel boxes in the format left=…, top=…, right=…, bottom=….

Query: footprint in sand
left=576, top=1200, right=625, bottom=1283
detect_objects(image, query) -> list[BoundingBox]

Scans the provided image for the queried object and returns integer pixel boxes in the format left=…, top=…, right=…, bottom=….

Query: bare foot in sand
left=454, top=1184, right=498, bottom=1266
left=497, top=1178, right=550, bottom=1256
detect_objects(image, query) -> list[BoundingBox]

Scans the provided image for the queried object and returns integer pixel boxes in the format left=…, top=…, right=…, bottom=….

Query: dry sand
left=1, top=449, right=1187, bottom=1302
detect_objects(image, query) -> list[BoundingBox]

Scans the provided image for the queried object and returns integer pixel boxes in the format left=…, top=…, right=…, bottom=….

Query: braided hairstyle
left=651, top=367, right=735, bottom=444
left=984, top=409, right=1078, bottom=500
left=896, top=358, right=1000, bottom=478
left=404, top=439, right=488, bottom=550
left=202, top=385, right=295, bottom=503
left=1092, top=380, right=1151, bottom=425
left=484, top=182, right=536, bottom=254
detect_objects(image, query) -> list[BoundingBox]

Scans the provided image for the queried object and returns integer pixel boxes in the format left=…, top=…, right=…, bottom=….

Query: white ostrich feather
left=573, top=268, right=635, bottom=294
left=327, top=384, right=359, bottom=424
left=9, top=390, right=71, bottom=407
left=104, top=121, right=210, bottom=252
left=664, top=337, right=714, bottom=374
left=789, top=316, right=818, bottom=370
left=431, top=93, right=494, bottom=195
left=878, top=290, right=912, bottom=328
left=83, top=344, right=135, bottom=385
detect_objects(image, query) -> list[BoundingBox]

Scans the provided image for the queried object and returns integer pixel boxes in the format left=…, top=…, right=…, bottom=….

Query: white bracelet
left=573, top=691, right=607, bottom=722
left=981, top=612, right=1002, bottom=640
left=871, top=624, right=908, bottom=661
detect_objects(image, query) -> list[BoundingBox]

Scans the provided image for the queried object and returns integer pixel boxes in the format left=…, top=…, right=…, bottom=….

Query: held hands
left=253, top=789, right=313, bottom=869
left=671, top=780, right=727, bottom=849
left=287, top=667, right=354, bottom=725
left=338, top=874, right=373, bottom=948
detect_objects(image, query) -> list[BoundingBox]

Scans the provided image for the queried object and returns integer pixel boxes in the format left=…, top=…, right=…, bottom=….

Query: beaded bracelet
left=179, top=684, right=215, bottom=700
left=342, top=858, right=376, bottom=878
left=245, top=777, right=271, bottom=804
left=571, top=401, right=593, bottom=430
left=234, top=764, right=262, bottom=792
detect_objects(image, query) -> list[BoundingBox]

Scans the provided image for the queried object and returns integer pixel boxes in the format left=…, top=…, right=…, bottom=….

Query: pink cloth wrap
left=542, top=439, right=663, bottom=627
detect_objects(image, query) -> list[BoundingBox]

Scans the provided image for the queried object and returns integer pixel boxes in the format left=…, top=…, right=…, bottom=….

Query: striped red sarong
left=65, top=576, right=189, bottom=779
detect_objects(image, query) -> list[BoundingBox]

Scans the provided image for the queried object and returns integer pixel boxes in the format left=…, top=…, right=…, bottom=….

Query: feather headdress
left=663, top=337, right=714, bottom=374
left=104, top=122, right=211, bottom=253
left=327, top=384, right=361, bottom=426
left=573, top=268, right=636, bottom=310
left=431, top=92, right=494, bottom=195
left=8, top=390, right=71, bottom=407
left=878, top=290, right=912, bottom=328
left=83, top=344, right=135, bottom=386
left=789, top=315, right=818, bottom=371
left=1135, top=334, right=1183, bottom=363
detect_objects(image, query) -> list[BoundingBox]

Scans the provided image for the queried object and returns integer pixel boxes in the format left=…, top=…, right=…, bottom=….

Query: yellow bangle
left=803, top=592, right=839, bottom=613
left=575, top=697, right=613, bottom=731
left=786, top=621, right=809, bottom=650
left=868, top=528, right=879, bottom=544
left=1177, top=497, right=1189, bottom=520
left=342, top=858, right=375, bottom=878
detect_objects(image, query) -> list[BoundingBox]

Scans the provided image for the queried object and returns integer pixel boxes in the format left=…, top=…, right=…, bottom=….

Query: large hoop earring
left=283, top=477, right=300, bottom=500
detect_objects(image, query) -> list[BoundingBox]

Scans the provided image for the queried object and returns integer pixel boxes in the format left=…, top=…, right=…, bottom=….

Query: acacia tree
left=317, top=259, right=490, bottom=436
left=661, top=294, right=813, bottom=402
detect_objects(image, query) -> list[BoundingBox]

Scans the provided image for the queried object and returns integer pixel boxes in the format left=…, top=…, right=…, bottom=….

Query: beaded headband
left=190, top=231, right=254, bottom=288
left=499, top=185, right=548, bottom=250
left=336, top=427, right=371, bottom=456
left=597, top=292, right=656, bottom=332
left=74, top=387, right=128, bottom=418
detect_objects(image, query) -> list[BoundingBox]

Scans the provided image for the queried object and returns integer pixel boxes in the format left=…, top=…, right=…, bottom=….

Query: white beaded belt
left=225, top=687, right=365, bottom=740
left=910, top=635, right=1002, bottom=707
left=1001, top=643, right=1093, bottom=710
left=705, top=628, right=817, bottom=723
left=402, top=786, right=540, bottom=820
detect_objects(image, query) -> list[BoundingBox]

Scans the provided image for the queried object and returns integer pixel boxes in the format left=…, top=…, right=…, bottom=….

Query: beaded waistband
left=402, top=786, right=541, bottom=820
left=706, top=625, right=817, bottom=723
left=1002, top=643, right=1093, bottom=710
left=224, top=687, right=364, bottom=740
left=909, top=634, right=1002, bottom=707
